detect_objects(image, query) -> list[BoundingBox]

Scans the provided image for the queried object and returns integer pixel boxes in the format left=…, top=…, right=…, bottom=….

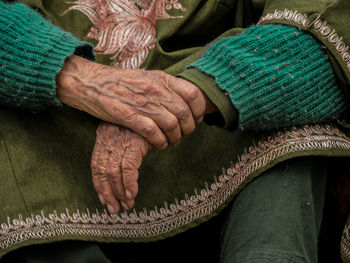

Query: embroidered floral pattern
left=258, top=9, right=350, bottom=73
left=63, top=0, right=186, bottom=69
left=1, top=124, right=350, bottom=252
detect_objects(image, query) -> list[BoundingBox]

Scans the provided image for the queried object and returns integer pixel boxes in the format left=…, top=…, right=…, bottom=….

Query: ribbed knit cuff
left=189, top=25, right=347, bottom=131
left=0, top=2, right=95, bottom=111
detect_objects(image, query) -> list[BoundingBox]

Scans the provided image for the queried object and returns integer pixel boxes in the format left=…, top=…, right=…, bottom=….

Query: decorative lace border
left=1, top=124, right=350, bottom=252
left=258, top=9, right=350, bottom=74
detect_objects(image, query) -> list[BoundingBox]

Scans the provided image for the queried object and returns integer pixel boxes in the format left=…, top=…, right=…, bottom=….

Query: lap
left=220, top=157, right=329, bottom=263
left=1, top=157, right=330, bottom=263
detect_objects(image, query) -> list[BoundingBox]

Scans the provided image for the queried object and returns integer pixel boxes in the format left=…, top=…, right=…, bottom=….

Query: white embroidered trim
left=258, top=9, right=350, bottom=73
left=1, top=124, right=350, bottom=252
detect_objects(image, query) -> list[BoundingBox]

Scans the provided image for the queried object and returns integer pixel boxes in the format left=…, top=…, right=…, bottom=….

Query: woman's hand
left=56, top=55, right=206, bottom=149
left=91, top=122, right=152, bottom=214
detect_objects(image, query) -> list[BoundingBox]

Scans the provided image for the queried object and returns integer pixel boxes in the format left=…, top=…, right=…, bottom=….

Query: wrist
left=56, top=55, right=98, bottom=111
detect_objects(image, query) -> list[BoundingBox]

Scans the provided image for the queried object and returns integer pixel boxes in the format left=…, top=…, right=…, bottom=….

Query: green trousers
left=1, top=157, right=334, bottom=263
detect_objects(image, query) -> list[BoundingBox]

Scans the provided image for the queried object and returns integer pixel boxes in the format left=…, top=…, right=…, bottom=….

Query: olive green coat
left=1, top=0, right=350, bottom=261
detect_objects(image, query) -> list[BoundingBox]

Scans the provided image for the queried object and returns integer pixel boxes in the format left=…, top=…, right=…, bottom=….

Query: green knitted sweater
left=0, top=2, right=94, bottom=110
left=189, top=25, right=348, bottom=131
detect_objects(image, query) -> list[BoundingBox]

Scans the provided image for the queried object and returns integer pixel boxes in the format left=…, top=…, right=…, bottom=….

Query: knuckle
left=96, top=164, right=106, bottom=173
left=105, top=166, right=117, bottom=177
left=121, top=158, right=135, bottom=172
left=98, top=174, right=109, bottom=183
left=164, top=117, right=179, bottom=131
left=137, top=81, right=153, bottom=94
left=108, top=173, right=122, bottom=184
left=133, top=95, right=148, bottom=107
left=141, top=123, right=157, bottom=136
left=115, top=107, right=137, bottom=123
left=177, top=105, right=191, bottom=120
left=186, top=86, right=200, bottom=101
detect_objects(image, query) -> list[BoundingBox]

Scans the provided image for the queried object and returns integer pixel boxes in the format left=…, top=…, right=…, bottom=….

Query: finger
left=143, top=103, right=182, bottom=145
left=159, top=93, right=196, bottom=136
left=168, top=77, right=206, bottom=124
left=102, top=102, right=169, bottom=149
left=93, top=143, right=121, bottom=214
left=91, top=142, right=106, bottom=205
left=121, top=153, right=140, bottom=201
left=123, top=116, right=168, bottom=149
left=122, top=139, right=150, bottom=203
left=160, top=74, right=195, bottom=135
left=106, top=149, right=128, bottom=203
left=101, top=180, right=121, bottom=214
left=124, top=173, right=138, bottom=204
left=157, top=113, right=182, bottom=146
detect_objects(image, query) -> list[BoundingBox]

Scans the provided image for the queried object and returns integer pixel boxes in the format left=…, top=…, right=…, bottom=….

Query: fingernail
left=126, top=199, right=134, bottom=209
left=120, top=201, right=129, bottom=210
left=107, top=204, right=116, bottom=214
left=98, top=194, right=106, bottom=205
left=125, top=190, right=133, bottom=200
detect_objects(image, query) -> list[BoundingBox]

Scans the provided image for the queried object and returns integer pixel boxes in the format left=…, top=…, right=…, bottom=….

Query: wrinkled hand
left=57, top=55, right=206, bottom=149
left=91, top=122, right=152, bottom=214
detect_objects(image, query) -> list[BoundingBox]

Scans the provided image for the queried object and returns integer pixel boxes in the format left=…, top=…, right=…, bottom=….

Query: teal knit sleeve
left=0, top=2, right=95, bottom=110
left=189, top=25, right=348, bottom=131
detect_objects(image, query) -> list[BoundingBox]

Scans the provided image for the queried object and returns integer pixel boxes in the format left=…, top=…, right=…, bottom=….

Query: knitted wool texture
left=190, top=25, right=347, bottom=131
left=0, top=2, right=94, bottom=110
